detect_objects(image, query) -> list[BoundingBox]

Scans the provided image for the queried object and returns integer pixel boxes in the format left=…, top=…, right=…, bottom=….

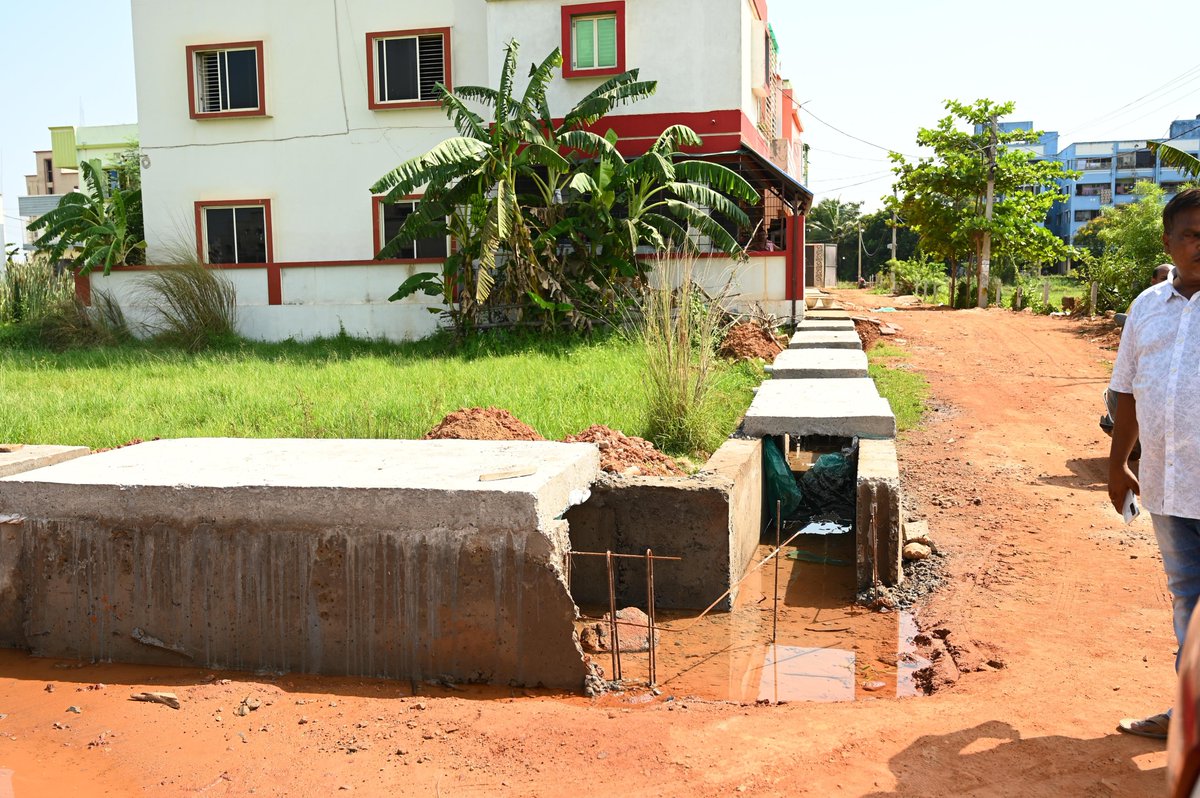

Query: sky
left=2, top=0, right=1199, bottom=248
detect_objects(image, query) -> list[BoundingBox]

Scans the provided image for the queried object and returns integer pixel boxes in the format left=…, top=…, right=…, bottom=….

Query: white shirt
left=1110, top=278, right=1200, bottom=519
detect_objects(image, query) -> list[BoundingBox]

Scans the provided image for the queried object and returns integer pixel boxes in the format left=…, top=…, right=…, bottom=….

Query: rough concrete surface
left=797, top=318, right=855, bottom=332
left=742, top=379, right=896, bottom=439
left=802, top=309, right=850, bottom=320
left=566, top=439, right=762, bottom=611
left=767, top=348, right=869, bottom=379
left=0, top=445, right=90, bottom=478
left=855, top=438, right=903, bottom=589
left=0, top=438, right=602, bottom=689
left=788, top=330, right=862, bottom=350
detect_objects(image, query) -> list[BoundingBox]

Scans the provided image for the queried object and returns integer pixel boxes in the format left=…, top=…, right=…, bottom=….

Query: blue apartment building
left=1048, top=116, right=1200, bottom=243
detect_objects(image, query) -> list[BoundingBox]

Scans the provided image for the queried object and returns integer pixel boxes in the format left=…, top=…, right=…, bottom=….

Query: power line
left=1060, top=61, right=1200, bottom=138
left=806, top=145, right=890, bottom=163
left=807, top=168, right=893, bottom=184
left=815, top=173, right=895, bottom=194
left=801, top=106, right=919, bottom=159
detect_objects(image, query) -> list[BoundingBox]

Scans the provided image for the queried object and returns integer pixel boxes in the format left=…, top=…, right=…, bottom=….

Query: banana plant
left=28, top=159, right=145, bottom=275
left=1148, top=141, right=1200, bottom=179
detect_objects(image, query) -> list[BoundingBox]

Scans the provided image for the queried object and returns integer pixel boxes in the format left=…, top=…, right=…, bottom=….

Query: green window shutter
left=596, top=16, right=617, bottom=68
left=573, top=18, right=595, bottom=69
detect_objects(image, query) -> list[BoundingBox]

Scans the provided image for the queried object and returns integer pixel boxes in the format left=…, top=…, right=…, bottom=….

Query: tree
left=27, top=159, right=145, bottom=275
left=890, top=99, right=1076, bottom=307
left=1075, top=182, right=1169, bottom=311
left=373, top=40, right=758, bottom=331
left=1148, top=141, right=1200, bottom=179
left=806, top=198, right=861, bottom=243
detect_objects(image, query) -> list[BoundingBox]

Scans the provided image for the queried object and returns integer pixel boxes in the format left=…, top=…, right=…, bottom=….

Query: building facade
left=109, top=0, right=811, bottom=341
left=1048, top=116, right=1200, bottom=243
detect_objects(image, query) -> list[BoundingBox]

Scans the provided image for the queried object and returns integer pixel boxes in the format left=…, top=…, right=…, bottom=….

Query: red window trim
left=194, top=199, right=274, bottom=265
left=372, top=195, right=450, bottom=263
left=185, top=40, right=267, bottom=120
left=561, top=2, right=625, bottom=79
left=366, top=28, right=453, bottom=111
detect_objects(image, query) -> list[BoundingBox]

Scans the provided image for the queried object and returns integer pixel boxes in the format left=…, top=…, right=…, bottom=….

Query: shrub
left=888, top=257, right=948, bottom=301
left=137, top=262, right=238, bottom=351
left=34, top=290, right=133, bottom=351
left=0, top=251, right=73, bottom=325
left=638, top=250, right=729, bottom=456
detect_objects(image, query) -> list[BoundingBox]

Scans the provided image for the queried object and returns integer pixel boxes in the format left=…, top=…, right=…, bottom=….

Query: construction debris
left=130, top=691, right=181, bottom=710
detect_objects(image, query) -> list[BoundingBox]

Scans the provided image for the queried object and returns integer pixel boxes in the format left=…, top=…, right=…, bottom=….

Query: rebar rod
left=646, top=548, right=657, bottom=687
left=605, top=550, right=622, bottom=682
left=571, top=551, right=681, bottom=561
left=773, top=499, right=781, bottom=643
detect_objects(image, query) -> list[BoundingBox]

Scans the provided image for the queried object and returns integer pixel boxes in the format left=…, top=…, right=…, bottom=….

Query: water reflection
left=757, top=644, right=856, bottom=703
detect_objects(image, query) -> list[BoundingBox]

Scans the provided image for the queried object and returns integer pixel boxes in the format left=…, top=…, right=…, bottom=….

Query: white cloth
left=1110, top=279, right=1200, bottom=519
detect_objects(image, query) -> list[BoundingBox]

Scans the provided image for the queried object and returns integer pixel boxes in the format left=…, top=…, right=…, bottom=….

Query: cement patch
left=0, top=445, right=90, bottom=478
left=767, top=349, right=869, bottom=379
left=0, top=438, right=602, bottom=689
left=742, top=379, right=896, bottom=439
left=788, top=330, right=862, bottom=350
left=856, top=438, right=903, bottom=588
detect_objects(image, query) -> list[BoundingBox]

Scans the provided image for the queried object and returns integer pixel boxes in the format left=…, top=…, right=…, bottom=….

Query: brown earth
left=853, top=318, right=883, bottom=352
left=562, top=424, right=684, bottom=477
left=0, top=289, right=1174, bottom=796
left=423, top=406, right=543, bottom=441
left=718, top=321, right=784, bottom=361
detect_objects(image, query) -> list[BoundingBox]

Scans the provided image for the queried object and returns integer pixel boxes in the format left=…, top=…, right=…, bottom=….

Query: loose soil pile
left=562, top=424, right=685, bottom=476
left=717, top=322, right=783, bottom=361
left=423, top=407, right=544, bottom=441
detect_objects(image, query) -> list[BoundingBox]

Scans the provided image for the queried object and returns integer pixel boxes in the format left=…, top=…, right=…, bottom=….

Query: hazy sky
left=3, top=0, right=1199, bottom=247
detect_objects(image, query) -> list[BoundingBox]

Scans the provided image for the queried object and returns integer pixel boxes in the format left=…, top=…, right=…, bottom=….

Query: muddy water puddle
left=580, top=535, right=924, bottom=704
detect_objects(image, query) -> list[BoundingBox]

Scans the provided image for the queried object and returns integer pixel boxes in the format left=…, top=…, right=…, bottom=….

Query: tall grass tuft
left=0, top=254, right=73, bottom=325
left=36, top=290, right=133, bottom=351
left=638, top=249, right=731, bottom=456
left=138, top=261, right=238, bottom=351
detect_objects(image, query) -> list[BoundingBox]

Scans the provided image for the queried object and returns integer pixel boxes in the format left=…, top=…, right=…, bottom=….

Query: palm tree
left=805, top=197, right=862, bottom=243
left=1148, top=141, right=1200, bottom=180
left=28, top=159, right=145, bottom=276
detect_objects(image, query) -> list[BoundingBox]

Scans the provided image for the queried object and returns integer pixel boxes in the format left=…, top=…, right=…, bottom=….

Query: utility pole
left=889, top=189, right=899, bottom=293
left=978, top=114, right=998, bottom=309
left=857, top=222, right=863, bottom=283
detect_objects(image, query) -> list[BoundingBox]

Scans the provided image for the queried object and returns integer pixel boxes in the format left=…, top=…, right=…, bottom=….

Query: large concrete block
left=742, top=379, right=896, bottom=439
left=802, top=309, right=850, bottom=320
left=855, top=438, right=903, bottom=589
left=0, top=438, right=601, bottom=690
left=566, top=439, right=762, bottom=611
left=797, top=318, right=855, bottom=332
left=788, top=330, right=861, bottom=350
left=767, top=349, right=869, bottom=379
left=0, top=445, right=90, bottom=478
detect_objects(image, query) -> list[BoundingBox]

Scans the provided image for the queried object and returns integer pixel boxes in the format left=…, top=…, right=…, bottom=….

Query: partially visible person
left=1101, top=262, right=1176, bottom=436
left=1109, top=188, right=1200, bottom=740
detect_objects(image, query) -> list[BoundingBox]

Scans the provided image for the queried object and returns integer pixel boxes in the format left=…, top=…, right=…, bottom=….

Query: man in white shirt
left=1109, top=188, right=1200, bottom=739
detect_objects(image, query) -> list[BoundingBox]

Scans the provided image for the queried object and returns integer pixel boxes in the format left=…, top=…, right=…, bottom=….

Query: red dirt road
left=0, top=293, right=1173, bottom=796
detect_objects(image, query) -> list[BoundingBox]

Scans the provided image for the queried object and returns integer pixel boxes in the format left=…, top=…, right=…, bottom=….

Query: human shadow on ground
left=860, top=719, right=1164, bottom=797
left=1038, top=456, right=1110, bottom=491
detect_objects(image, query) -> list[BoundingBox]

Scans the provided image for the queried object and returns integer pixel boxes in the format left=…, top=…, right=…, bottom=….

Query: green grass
left=866, top=343, right=929, bottom=433
left=0, top=329, right=760, bottom=456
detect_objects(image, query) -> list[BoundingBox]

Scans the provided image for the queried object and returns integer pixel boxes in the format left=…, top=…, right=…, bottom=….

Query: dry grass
left=137, top=261, right=238, bottom=351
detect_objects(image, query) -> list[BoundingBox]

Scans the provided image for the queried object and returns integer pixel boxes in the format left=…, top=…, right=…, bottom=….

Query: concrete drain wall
left=0, top=438, right=599, bottom=689
left=565, top=438, right=762, bottom=611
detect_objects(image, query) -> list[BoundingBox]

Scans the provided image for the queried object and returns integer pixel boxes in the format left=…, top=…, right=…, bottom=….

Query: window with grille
left=561, top=3, right=624, bottom=79
left=379, top=199, right=448, bottom=259
left=368, top=30, right=449, bottom=108
left=188, top=42, right=264, bottom=118
left=202, top=204, right=268, bottom=264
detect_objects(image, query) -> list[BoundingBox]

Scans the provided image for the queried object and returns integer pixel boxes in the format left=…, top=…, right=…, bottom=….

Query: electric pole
left=857, top=221, right=863, bottom=283
left=978, top=114, right=997, bottom=309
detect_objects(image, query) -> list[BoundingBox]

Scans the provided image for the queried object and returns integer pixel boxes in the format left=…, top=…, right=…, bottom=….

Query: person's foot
left=1117, top=713, right=1170, bottom=740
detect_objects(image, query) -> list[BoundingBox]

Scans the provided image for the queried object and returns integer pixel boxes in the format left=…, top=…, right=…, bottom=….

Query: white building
left=104, top=0, right=811, bottom=340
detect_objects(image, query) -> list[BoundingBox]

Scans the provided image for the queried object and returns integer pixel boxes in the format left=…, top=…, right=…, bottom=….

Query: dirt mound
left=424, top=407, right=544, bottom=441
left=718, top=322, right=784, bottom=361
left=854, top=318, right=882, bottom=352
left=562, top=425, right=685, bottom=477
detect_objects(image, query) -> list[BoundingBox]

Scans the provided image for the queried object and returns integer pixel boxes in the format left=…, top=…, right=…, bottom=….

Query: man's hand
left=1107, top=391, right=1140, bottom=514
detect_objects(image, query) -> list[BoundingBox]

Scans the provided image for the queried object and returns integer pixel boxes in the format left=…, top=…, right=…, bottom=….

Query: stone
left=580, top=607, right=657, bottom=653
left=903, top=520, right=930, bottom=542
left=903, top=542, right=932, bottom=561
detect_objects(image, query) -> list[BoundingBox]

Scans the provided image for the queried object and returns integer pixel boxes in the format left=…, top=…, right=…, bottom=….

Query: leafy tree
left=806, top=198, right=861, bottom=243
left=889, top=99, right=1076, bottom=307
left=1149, top=141, right=1200, bottom=179
left=1075, top=181, right=1169, bottom=310
left=28, top=159, right=145, bottom=275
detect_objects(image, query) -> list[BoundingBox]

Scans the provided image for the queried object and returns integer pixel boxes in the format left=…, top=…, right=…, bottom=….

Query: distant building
left=16, top=124, right=138, bottom=250
left=1048, top=115, right=1200, bottom=244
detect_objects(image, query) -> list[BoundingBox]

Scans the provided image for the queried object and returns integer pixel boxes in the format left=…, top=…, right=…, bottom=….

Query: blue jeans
left=1151, top=513, right=1200, bottom=671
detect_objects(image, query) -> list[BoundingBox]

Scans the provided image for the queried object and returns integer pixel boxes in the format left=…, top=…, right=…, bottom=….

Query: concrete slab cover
left=0, top=438, right=602, bottom=689
left=856, top=438, right=903, bottom=588
left=0, top=445, right=90, bottom=478
left=803, top=309, right=850, bottom=320
left=797, top=318, right=855, bottom=332
left=788, top=330, right=861, bottom=350
left=742, top=379, right=896, bottom=439
left=768, top=349, right=869, bottom=379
